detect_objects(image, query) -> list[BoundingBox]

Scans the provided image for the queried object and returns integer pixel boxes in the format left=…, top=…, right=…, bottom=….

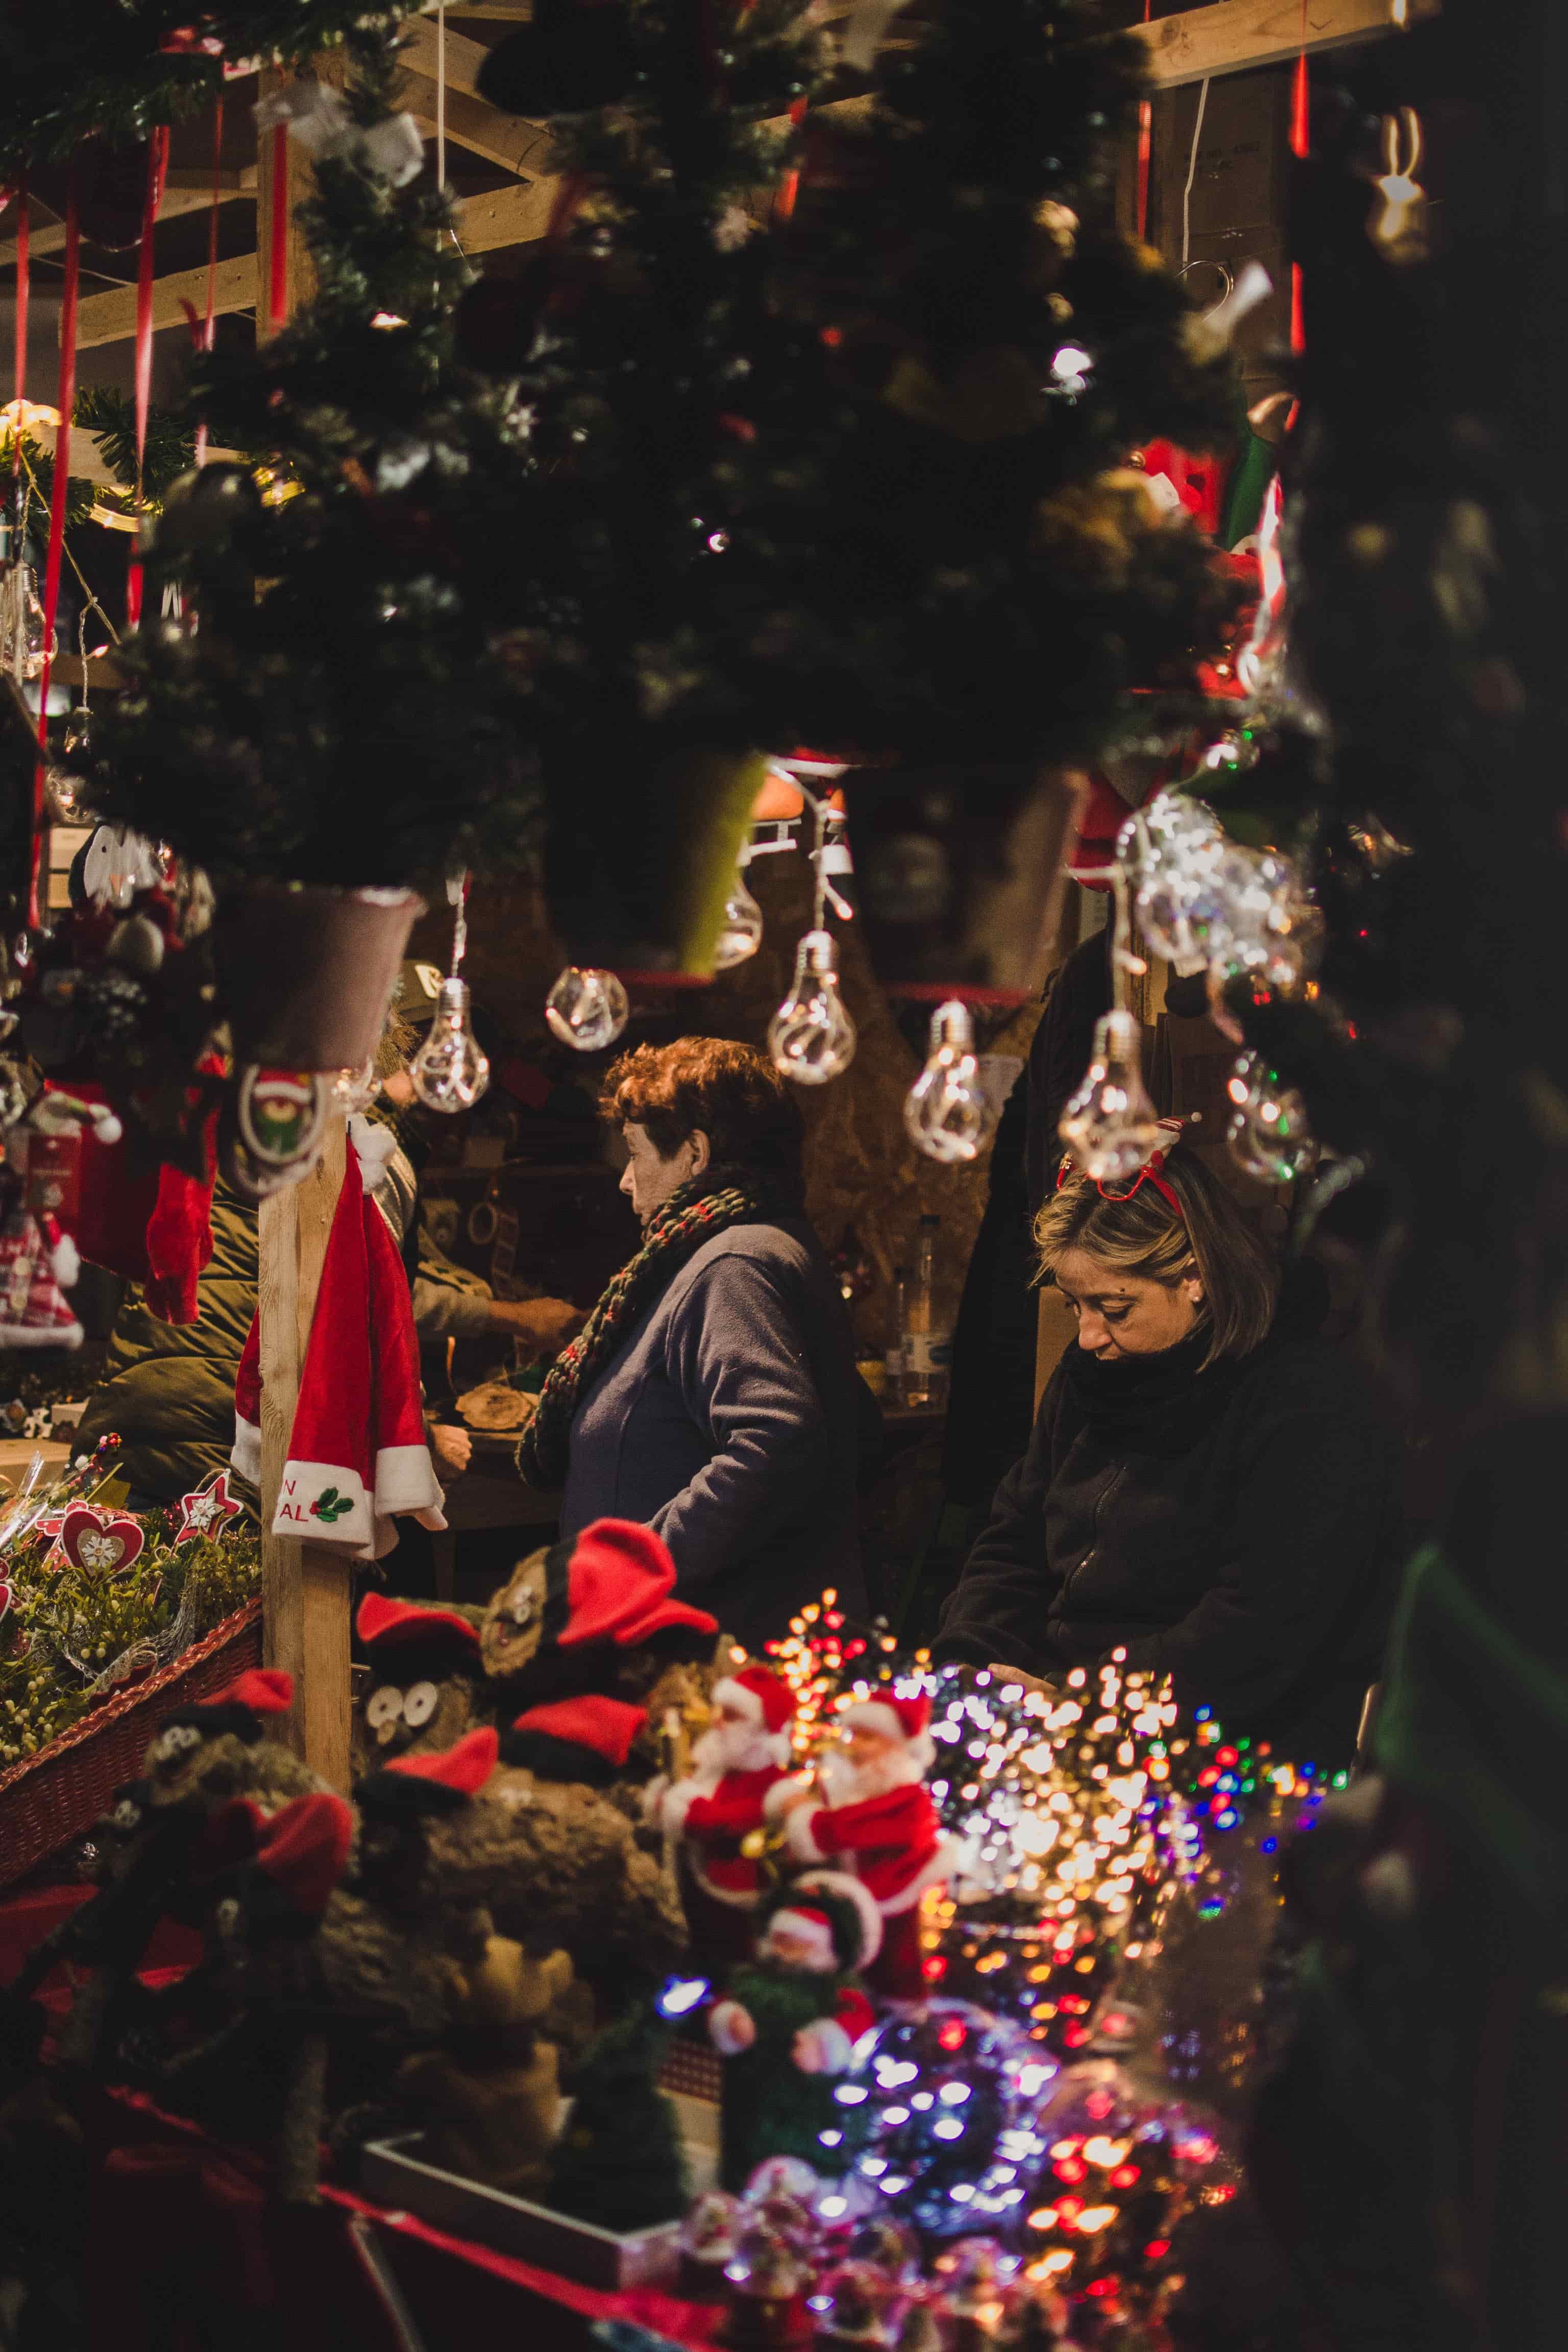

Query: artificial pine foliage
left=470, top=0, right=1242, bottom=792
left=72, top=19, right=537, bottom=890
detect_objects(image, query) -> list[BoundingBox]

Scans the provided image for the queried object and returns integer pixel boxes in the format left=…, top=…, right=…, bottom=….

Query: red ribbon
left=1289, top=3, right=1308, bottom=353
left=30, top=186, right=78, bottom=929
left=194, top=96, right=226, bottom=470
left=134, top=128, right=170, bottom=488
left=268, top=120, right=289, bottom=330
left=774, top=95, right=810, bottom=227
left=10, top=173, right=26, bottom=478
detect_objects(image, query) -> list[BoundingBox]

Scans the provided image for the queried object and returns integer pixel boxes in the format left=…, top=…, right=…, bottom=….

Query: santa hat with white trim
left=762, top=1869, right=883, bottom=1972
left=840, top=1688, right=936, bottom=1771
left=711, top=1664, right=795, bottom=1766
left=231, top=1133, right=445, bottom=1562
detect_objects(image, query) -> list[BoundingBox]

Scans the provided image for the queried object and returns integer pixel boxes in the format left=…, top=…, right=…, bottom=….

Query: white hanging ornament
left=1058, top=1010, right=1164, bottom=1181
left=904, top=999, right=991, bottom=1164
left=544, top=965, right=629, bottom=1054
left=711, top=860, right=764, bottom=970
left=768, top=929, right=856, bottom=1086
left=410, top=872, right=491, bottom=1112
left=1226, top=1051, right=1315, bottom=1182
left=329, top=1056, right=379, bottom=1115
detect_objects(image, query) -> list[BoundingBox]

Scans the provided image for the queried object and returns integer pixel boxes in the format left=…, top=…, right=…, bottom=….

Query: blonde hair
left=1035, top=1144, right=1279, bottom=1368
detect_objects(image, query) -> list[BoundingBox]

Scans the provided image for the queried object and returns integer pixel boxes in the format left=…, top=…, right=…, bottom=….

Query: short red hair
left=602, top=1037, right=803, bottom=1184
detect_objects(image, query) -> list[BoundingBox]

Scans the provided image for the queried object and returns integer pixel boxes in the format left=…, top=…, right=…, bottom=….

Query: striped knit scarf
left=516, top=1175, right=776, bottom=1488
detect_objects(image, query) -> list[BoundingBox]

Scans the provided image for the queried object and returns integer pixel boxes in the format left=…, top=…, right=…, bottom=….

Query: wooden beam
left=402, top=71, right=551, bottom=175
left=72, top=251, right=256, bottom=350
left=260, top=1122, right=354, bottom=1790
left=454, top=176, right=562, bottom=254
left=0, top=175, right=255, bottom=275
left=1133, top=0, right=1440, bottom=87
left=400, top=11, right=498, bottom=104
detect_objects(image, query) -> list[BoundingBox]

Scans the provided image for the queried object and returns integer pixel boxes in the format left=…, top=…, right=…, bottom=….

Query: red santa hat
left=233, top=1136, right=446, bottom=1562
left=363, top=1724, right=500, bottom=1815
left=712, top=1665, right=795, bottom=1766
left=765, top=1903, right=838, bottom=1970
left=557, top=1518, right=718, bottom=1650
left=357, top=1592, right=482, bottom=1660
left=507, top=1692, right=647, bottom=1771
left=768, top=1870, right=883, bottom=1969
left=841, top=1689, right=935, bottom=1771
left=215, top=1667, right=293, bottom=1716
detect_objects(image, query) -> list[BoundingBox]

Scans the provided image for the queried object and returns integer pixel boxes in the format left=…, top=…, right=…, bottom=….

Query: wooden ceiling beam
left=0, top=173, right=255, bottom=275
left=74, top=250, right=257, bottom=351
left=1133, top=0, right=1440, bottom=88
left=399, top=12, right=501, bottom=104
left=402, top=72, right=552, bottom=175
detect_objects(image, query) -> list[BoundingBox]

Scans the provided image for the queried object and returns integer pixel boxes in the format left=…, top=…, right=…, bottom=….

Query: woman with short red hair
left=518, top=1037, right=868, bottom=1645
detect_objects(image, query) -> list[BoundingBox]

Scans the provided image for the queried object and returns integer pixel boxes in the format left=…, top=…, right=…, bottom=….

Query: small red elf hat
left=508, top=1693, right=647, bottom=1768
left=713, top=1665, right=795, bottom=1736
left=215, top=1668, right=294, bottom=1714
left=557, top=1519, right=718, bottom=1650
left=359, top=1725, right=500, bottom=1816
left=357, top=1592, right=482, bottom=1658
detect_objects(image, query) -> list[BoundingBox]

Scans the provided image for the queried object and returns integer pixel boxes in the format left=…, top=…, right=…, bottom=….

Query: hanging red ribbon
left=774, top=95, right=810, bottom=228
left=194, top=97, right=225, bottom=465
left=134, top=127, right=170, bottom=488
left=1135, top=1, right=1152, bottom=243
left=1289, top=4, right=1309, bottom=353
left=267, top=120, right=289, bottom=330
left=11, top=173, right=27, bottom=479
left=30, top=187, right=79, bottom=931
left=126, top=126, right=170, bottom=634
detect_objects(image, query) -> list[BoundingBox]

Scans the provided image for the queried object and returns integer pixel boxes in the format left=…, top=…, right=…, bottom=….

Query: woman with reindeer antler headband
left=934, top=1131, right=1403, bottom=1769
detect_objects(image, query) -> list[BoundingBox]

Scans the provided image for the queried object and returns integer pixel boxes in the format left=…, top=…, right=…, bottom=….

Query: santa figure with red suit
left=774, top=1688, right=957, bottom=1998
left=646, top=1664, right=798, bottom=1969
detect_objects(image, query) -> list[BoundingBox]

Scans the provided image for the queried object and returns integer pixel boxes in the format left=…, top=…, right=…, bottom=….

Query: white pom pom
left=52, top=1234, right=81, bottom=1287
left=93, top=1111, right=123, bottom=1145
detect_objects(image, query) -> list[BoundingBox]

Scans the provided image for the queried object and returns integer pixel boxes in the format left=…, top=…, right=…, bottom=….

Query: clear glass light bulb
left=329, top=1056, right=379, bottom=1115
left=904, top=999, right=991, bottom=1163
left=544, top=964, right=629, bottom=1054
left=61, top=704, right=91, bottom=758
left=12, top=568, right=54, bottom=681
left=1058, top=1010, right=1164, bottom=1181
left=1226, top=1051, right=1315, bottom=1182
left=768, top=928, right=857, bottom=1086
left=712, top=865, right=764, bottom=970
left=410, top=976, right=491, bottom=1112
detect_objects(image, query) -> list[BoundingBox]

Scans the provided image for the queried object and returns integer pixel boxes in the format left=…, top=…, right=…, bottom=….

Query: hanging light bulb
left=905, top=999, right=991, bottom=1163
left=410, top=975, right=491, bottom=1112
left=712, top=862, right=764, bottom=969
left=768, top=929, right=856, bottom=1085
left=545, top=965, right=629, bottom=1053
left=1225, top=1051, right=1315, bottom=1182
left=1058, top=1011, right=1164, bottom=1181
left=329, top=1056, right=379, bottom=1115
left=13, top=568, right=53, bottom=681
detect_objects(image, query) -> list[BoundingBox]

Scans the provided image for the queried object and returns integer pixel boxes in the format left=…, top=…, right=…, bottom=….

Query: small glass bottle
left=887, top=1264, right=910, bottom=1402
left=901, top=1215, right=952, bottom=1411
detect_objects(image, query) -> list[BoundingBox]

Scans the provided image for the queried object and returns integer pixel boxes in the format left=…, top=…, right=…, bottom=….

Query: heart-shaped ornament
left=60, top=1504, right=145, bottom=1578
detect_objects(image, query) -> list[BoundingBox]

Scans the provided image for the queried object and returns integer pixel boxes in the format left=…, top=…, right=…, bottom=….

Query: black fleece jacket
left=934, top=1311, right=1403, bottom=1768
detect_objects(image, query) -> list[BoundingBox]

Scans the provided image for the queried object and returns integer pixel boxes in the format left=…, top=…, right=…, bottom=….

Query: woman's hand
left=430, top=1423, right=472, bottom=1481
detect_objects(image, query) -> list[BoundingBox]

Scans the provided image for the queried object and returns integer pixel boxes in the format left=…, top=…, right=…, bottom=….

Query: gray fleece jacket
left=558, top=1218, right=869, bottom=1649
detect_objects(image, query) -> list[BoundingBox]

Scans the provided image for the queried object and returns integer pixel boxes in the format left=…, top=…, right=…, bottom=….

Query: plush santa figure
left=707, top=1871, right=880, bottom=2190
left=645, top=1665, right=796, bottom=1966
left=777, top=1690, right=957, bottom=1999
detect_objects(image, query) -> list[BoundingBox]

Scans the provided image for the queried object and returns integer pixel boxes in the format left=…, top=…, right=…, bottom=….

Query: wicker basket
left=0, top=1600, right=263, bottom=1889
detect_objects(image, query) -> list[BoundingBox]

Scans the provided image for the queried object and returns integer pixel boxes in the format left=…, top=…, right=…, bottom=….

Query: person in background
left=75, top=1026, right=583, bottom=1508
left=935, top=1140, right=1401, bottom=1768
left=518, top=1037, right=872, bottom=1649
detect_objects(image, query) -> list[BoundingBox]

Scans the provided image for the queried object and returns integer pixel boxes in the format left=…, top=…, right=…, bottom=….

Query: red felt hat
left=509, top=1693, right=647, bottom=1768
left=357, top=1591, right=481, bottom=1656
left=254, top=1792, right=355, bottom=1914
left=214, top=1668, right=293, bottom=1716
left=558, top=1518, right=718, bottom=1650
left=713, top=1666, right=795, bottom=1737
left=383, top=1725, right=499, bottom=1795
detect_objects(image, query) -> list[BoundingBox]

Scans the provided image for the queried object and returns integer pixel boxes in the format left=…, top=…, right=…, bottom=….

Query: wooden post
left=253, top=53, right=357, bottom=1788
left=260, top=1120, right=353, bottom=1787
